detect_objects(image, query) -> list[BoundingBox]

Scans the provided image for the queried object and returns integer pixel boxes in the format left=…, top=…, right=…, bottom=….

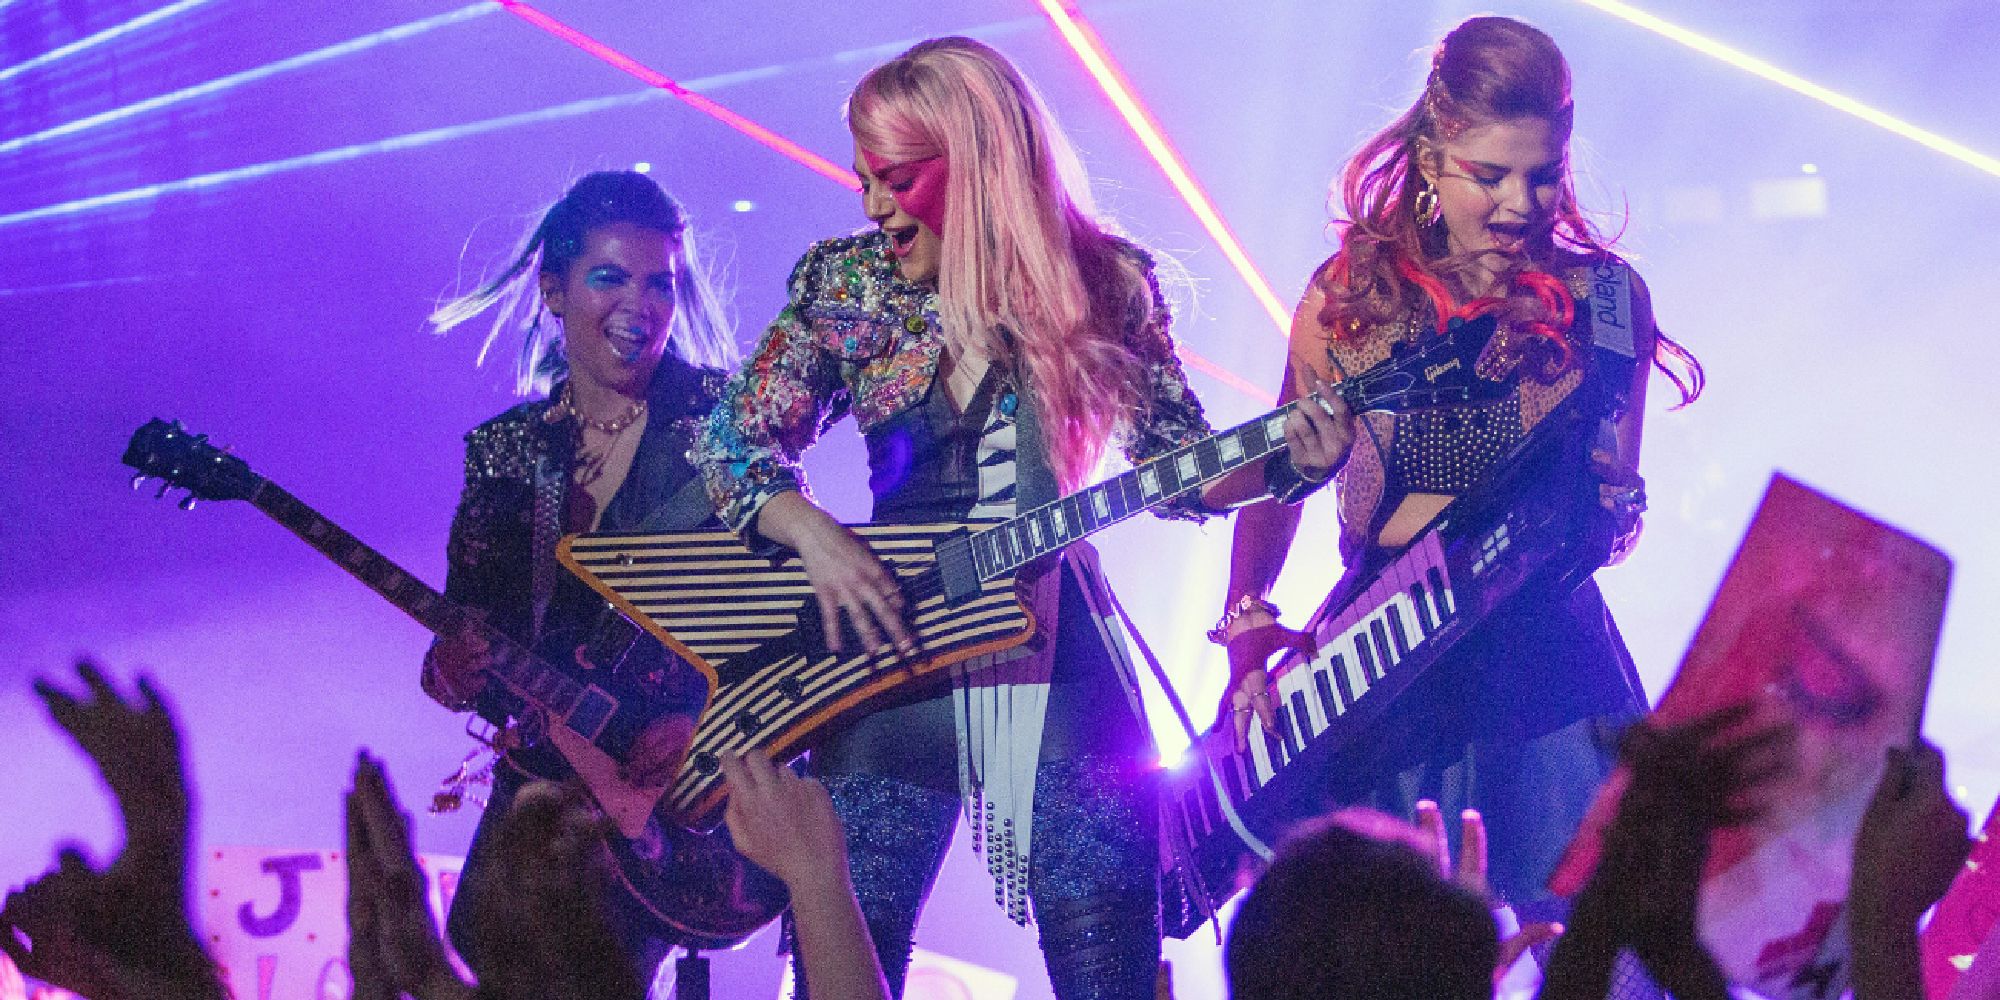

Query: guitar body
left=547, top=319, right=1510, bottom=831
left=560, top=521, right=1033, bottom=829
left=494, top=744, right=787, bottom=950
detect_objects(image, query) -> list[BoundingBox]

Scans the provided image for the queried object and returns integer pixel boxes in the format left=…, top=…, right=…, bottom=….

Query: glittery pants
left=799, top=757, right=1161, bottom=1000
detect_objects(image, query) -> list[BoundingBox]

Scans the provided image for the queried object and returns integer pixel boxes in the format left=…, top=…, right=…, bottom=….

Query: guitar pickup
left=934, top=529, right=984, bottom=604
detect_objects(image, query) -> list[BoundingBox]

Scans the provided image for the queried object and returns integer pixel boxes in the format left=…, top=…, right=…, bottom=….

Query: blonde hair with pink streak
left=848, top=36, right=1150, bottom=490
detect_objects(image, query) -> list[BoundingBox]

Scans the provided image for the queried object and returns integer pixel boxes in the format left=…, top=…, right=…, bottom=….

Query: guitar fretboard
left=967, top=401, right=1301, bottom=580
left=249, top=481, right=600, bottom=723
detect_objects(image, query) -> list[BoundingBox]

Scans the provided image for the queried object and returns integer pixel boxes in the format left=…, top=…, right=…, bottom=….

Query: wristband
left=1264, top=450, right=1334, bottom=505
left=1207, top=594, right=1281, bottom=646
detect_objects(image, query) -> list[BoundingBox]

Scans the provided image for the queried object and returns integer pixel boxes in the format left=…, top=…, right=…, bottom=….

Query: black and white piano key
left=1313, top=668, right=1341, bottom=722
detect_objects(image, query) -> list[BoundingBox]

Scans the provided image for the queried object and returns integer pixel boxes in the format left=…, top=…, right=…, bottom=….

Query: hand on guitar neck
left=422, top=611, right=494, bottom=710
left=1198, top=375, right=1356, bottom=510
left=753, top=491, right=917, bottom=657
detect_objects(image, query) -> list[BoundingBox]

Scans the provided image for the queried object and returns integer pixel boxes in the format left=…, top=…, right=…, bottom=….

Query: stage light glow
left=494, top=0, right=860, bottom=191
left=0, top=3, right=1268, bottom=406
left=1034, top=0, right=1291, bottom=338
left=1569, top=0, right=2000, bottom=179
left=633, top=161, right=652, bottom=173
left=0, top=0, right=217, bottom=84
left=731, top=199, right=756, bottom=213
left=0, top=4, right=495, bottom=155
left=496, top=0, right=1294, bottom=397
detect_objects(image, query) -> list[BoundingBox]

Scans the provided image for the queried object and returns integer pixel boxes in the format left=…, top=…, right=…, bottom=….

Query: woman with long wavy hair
left=696, top=36, right=1338, bottom=1000
left=1214, top=14, right=1703, bottom=941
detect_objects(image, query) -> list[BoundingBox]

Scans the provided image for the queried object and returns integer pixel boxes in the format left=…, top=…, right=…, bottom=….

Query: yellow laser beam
left=1572, top=0, right=2000, bottom=179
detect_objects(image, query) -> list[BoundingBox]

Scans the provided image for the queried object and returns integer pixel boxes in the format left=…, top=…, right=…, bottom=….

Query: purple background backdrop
left=6, top=1, right=1997, bottom=996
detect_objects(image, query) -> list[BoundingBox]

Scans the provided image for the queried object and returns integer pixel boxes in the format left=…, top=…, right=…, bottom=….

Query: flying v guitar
left=560, top=315, right=1507, bottom=829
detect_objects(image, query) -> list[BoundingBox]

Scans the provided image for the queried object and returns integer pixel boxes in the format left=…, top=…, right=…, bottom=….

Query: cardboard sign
left=1550, top=474, right=1951, bottom=1000
left=1923, top=795, right=2000, bottom=1000
left=196, top=845, right=464, bottom=1000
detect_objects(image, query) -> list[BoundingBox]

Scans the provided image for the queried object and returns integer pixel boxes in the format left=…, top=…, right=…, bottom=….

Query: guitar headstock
left=1332, top=313, right=1503, bottom=413
left=122, top=419, right=260, bottom=508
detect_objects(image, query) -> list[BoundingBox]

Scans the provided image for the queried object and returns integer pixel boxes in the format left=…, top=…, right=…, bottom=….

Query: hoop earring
left=1414, top=181, right=1443, bottom=228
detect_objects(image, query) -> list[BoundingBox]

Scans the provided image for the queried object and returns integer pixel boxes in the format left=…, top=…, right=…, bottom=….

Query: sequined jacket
left=422, top=358, right=728, bottom=722
left=695, top=229, right=1213, bottom=542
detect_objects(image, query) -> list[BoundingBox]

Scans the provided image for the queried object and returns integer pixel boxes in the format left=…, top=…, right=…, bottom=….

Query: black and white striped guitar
left=561, top=316, right=1504, bottom=828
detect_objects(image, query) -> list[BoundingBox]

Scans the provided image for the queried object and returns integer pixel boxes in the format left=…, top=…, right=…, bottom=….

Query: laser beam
left=0, top=0, right=217, bottom=84
left=1570, top=0, right=2000, bottom=179
left=1035, top=0, right=1291, bottom=338
left=502, top=0, right=1267, bottom=401
left=0, top=4, right=495, bottom=156
left=0, top=90, right=664, bottom=228
left=495, top=0, right=860, bottom=191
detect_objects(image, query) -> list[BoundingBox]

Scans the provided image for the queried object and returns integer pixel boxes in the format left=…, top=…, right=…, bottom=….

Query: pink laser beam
left=1036, top=0, right=1292, bottom=339
left=501, top=0, right=1269, bottom=404
left=495, top=0, right=860, bottom=191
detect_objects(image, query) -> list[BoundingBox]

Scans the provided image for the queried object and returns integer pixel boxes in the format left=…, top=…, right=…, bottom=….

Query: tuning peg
left=155, top=479, right=172, bottom=499
left=177, top=493, right=198, bottom=512
left=131, top=473, right=151, bottom=491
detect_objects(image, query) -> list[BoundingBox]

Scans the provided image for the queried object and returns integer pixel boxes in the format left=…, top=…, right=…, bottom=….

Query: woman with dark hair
left=419, top=169, right=736, bottom=982
left=1214, top=15, right=1704, bottom=929
left=695, top=36, right=1339, bottom=1000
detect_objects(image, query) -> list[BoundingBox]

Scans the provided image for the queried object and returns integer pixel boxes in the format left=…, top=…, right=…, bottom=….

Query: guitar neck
left=246, top=480, right=596, bottom=718
left=248, top=480, right=461, bottom=634
left=968, top=399, right=1303, bottom=579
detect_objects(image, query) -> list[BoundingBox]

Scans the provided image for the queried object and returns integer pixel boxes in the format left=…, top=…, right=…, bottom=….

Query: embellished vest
left=1328, top=263, right=1617, bottom=562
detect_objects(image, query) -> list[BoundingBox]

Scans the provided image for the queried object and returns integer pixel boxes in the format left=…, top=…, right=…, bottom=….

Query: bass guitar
left=120, top=419, right=787, bottom=948
left=560, top=316, right=1507, bottom=828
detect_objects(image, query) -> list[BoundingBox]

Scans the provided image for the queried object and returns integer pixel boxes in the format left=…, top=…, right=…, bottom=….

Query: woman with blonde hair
left=697, top=36, right=1339, bottom=1000
left=1215, top=14, right=1702, bottom=945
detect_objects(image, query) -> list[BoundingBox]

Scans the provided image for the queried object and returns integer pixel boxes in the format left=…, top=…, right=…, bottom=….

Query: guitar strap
left=1575, top=258, right=1639, bottom=461
left=632, top=459, right=718, bottom=533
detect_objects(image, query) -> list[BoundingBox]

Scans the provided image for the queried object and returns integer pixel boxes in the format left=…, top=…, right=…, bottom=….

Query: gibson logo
left=1425, top=358, right=1462, bottom=383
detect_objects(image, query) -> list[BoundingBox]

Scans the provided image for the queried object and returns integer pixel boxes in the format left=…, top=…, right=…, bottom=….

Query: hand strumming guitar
left=753, top=491, right=916, bottom=658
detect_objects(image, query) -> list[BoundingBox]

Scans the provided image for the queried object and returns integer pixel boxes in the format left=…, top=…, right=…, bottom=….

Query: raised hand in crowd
left=1849, top=740, right=1972, bottom=1000
left=462, top=780, right=643, bottom=1000
left=1411, top=801, right=1563, bottom=984
left=0, top=660, right=226, bottom=1000
left=723, top=750, right=890, bottom=1000
left=345, top=751, right=475, bottom=1000
left=348, top=754, right=642, bottom=1000
left=1539, top=705, right=1795, bottom=1000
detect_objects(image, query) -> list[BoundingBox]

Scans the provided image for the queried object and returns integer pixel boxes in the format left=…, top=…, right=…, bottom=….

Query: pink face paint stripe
left=496, top=0, right=861, bottom=192
left=862, top=151, right=949, bottom=235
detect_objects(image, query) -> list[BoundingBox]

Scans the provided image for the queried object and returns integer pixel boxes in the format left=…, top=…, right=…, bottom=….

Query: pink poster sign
left=196, top=845, right=465, bottom=1000
left=1551, top=474, right=1951, bottom=999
